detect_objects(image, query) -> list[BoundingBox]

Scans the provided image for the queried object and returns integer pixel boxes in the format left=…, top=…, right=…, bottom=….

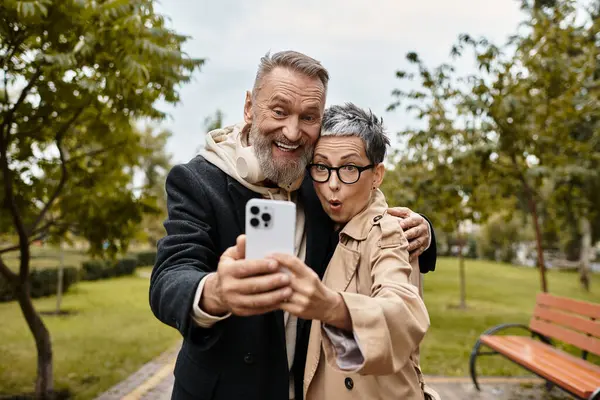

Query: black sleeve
left=418, top=215, right=437, bottom=273
left=149, top=163, right=223, bottom=348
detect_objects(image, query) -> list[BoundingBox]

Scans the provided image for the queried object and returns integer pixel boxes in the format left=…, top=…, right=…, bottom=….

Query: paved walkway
left=95, top=345, right=575, bottom=400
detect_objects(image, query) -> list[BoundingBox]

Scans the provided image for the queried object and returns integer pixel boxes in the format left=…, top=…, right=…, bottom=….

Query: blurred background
left=0, top=0, right=598, bottom=399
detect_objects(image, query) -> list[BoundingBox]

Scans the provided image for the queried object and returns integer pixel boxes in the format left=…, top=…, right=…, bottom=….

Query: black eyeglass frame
left=307, top=163, right=374, bottom=184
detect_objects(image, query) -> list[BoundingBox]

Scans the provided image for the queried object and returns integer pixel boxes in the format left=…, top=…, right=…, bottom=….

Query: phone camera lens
left=250, top=206, right=260, bottom=215
left=261, top=213, right=271, bottom=222
left=250, top=218, right=260, bottom=227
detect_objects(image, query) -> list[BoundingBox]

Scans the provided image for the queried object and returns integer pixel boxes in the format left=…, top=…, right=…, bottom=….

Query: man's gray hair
left=253, top=50, right=329, bottom=96
left=321, top=103, right=390, bottom=164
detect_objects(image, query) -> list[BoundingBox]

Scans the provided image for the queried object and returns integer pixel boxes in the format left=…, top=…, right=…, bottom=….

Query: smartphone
left=245, top=198, right=296, bottom=261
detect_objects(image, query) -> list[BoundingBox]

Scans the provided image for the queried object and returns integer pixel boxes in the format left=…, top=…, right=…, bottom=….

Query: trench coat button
left=344, top=377, right=354, bottom=390
left=244, top=353, right=254, bottom=364
left=373, top=215, right=382, bottom=223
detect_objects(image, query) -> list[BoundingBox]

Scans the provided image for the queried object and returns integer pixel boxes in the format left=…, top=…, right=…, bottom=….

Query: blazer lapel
left=226, top=178, right=258, bottom=229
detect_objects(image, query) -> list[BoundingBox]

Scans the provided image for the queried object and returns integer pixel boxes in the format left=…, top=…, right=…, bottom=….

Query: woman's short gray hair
left=321, top=103, right=390, bottom=164
left=253, top=50, right=329, bottom=96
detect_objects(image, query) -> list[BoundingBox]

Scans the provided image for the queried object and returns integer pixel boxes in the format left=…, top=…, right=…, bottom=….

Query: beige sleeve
left=190, top=273, right=231, bottom=328
left=321, top=215, right=430, bottom=376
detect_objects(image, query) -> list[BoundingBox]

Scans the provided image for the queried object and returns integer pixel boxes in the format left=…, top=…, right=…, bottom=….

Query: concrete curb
left=94, top=345, right=179, bottom=400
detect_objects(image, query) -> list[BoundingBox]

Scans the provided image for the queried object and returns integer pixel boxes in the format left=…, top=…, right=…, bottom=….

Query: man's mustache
left=269, top=134, right=308, bottom=147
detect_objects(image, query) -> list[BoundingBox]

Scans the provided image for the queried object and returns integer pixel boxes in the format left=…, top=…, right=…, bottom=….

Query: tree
left=0, top=1, right=203, bottom=397
left=137, top=124, right=172, bottom=247
left=204, top=109, right=224, bottom=132
left=530, top=0, right=600, bottom=291
left=477, top=211, right=535, bottom=263
left=386, top=54, right=511, bottom=309
left=196, top=109, right=224, bottom=153
left=389, top=0, right=600, bottom=293
left=382, top=161, right=474, bottom=309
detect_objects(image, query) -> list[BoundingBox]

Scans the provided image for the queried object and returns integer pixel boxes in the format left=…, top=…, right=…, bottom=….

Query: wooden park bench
left=469, top=293, right=600, bottom=400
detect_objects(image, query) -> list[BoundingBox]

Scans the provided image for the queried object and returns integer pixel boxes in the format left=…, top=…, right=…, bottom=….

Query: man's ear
left=373, top=163, right=385, bottom=188
left=244, top=91, right=253, bottom=124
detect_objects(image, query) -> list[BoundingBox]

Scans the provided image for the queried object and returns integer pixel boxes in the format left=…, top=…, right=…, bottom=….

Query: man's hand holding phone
left=201, top=235, right=292, bottom=317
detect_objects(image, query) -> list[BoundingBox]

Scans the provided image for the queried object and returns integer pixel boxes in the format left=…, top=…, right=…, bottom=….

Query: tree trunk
left=458, top=235, right=467, bottom=309
left=56, top=243, right=64, bottom=314
left=579, top=217, right=592, bottom=292
left=522, top=179, right=548, bottom=293
left=16, top=280, right=53, bottom=398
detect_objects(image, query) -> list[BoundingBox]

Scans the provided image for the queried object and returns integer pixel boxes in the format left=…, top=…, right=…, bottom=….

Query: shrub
left=115, top=258, right=137, bottom=276
left=135, top=251, right=156, bottom=267
left=0, top=266, right=79, bottom=303
left=81, top=260, right=114, bottom=281
left=0, top=275, right=14, bottom=302
left=81, top=258, right=138, bottom=281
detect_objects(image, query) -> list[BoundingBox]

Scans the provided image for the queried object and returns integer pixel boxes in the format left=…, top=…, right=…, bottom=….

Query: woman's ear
left=243, top=91, right=253, bottom=124
left=372, top=163, right=385, bottom=189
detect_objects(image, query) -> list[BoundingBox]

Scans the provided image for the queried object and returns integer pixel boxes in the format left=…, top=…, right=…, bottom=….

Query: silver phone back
left=245, top=198, right=296, bottom=260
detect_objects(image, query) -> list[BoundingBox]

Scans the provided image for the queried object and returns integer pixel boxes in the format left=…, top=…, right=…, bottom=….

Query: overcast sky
left=154, top=0, right=525, bottom=164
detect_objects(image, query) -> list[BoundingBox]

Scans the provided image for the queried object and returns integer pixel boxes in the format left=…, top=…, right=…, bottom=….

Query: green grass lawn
left=0, top=267, right=179, bottom=399
left=421, top=257, right=600, bottom=376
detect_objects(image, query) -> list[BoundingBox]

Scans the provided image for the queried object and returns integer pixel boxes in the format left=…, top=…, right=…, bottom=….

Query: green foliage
left=134, top=251, right=156, bottom=267
left=0, top=0, right=204, bottom=258
left=0, top=266, right=79, bottom=303
left=136, top=125, right=172, bottom=247
left=477, top=212, right=535, bottom=263
left=0, top=2, right=202, bottom=393
left=204, top=109, right=225, bottom=132
left=81, top=257, right=137, bottom=281
left=388, top=0, right=600, bottom=284
left=114, top=257, right=137, bottom=276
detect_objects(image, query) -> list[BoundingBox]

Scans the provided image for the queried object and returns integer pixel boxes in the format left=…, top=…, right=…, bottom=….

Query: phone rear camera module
left=261, top=213, right=271, bottom=222
left=250, top=218, right=260, bottom=227
left=250, top=206, right=260, bottom=215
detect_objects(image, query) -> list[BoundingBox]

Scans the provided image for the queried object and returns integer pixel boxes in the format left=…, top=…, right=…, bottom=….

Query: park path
left=94, top=342, right=574, bottom=400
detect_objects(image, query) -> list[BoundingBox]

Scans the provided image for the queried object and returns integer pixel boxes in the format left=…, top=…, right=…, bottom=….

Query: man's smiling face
left=245, top=67, right=326, bottom=187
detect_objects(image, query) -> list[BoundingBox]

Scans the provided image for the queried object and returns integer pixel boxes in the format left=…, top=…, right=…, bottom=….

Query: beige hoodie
left=191, top=123, right=306, bottom=399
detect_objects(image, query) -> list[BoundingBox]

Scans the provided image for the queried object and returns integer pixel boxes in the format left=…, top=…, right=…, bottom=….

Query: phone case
left=245, top=198, right=296, bottom=260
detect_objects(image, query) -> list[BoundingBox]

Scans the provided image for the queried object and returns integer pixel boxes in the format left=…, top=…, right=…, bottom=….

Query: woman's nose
left=328, top=172, right=341, bottom=191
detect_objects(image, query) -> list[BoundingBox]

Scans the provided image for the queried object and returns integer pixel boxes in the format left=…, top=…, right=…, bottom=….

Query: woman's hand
left=268, top=253, right=352, bottom=331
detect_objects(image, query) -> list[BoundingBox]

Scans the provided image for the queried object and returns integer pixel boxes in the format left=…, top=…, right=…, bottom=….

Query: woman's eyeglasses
left=307, top=163, right=374, bottom=185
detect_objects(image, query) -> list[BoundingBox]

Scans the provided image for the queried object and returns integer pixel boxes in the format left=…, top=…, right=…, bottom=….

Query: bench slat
left=504, top=337, right=600, bottom=384
left=523, top=337, right=600, bottom=374
left=537, top=292, right=600, bottom=319
left=481, top=336, right=598, bottom=397
left=493, top=336, right=600, bottom=384
left=534, top=305, right=600, bottom=337
left=481, top=335, right=600, bottom=398
left=530, top=319, right=600, bottom=356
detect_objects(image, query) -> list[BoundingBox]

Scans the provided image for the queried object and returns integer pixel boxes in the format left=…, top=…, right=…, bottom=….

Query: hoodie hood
left=201, top=123, right=304, bottom=199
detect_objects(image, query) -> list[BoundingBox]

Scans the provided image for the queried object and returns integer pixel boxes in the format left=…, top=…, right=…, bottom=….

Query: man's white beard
left=249, top=124, right=313, bottom=188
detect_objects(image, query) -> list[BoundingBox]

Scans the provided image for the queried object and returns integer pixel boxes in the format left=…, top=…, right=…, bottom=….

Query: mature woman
left=271, top=103, right=436, bottom=399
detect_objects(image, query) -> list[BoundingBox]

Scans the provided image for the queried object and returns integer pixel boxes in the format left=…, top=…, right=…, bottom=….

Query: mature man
left=150, top=50, right=437, bottom=400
